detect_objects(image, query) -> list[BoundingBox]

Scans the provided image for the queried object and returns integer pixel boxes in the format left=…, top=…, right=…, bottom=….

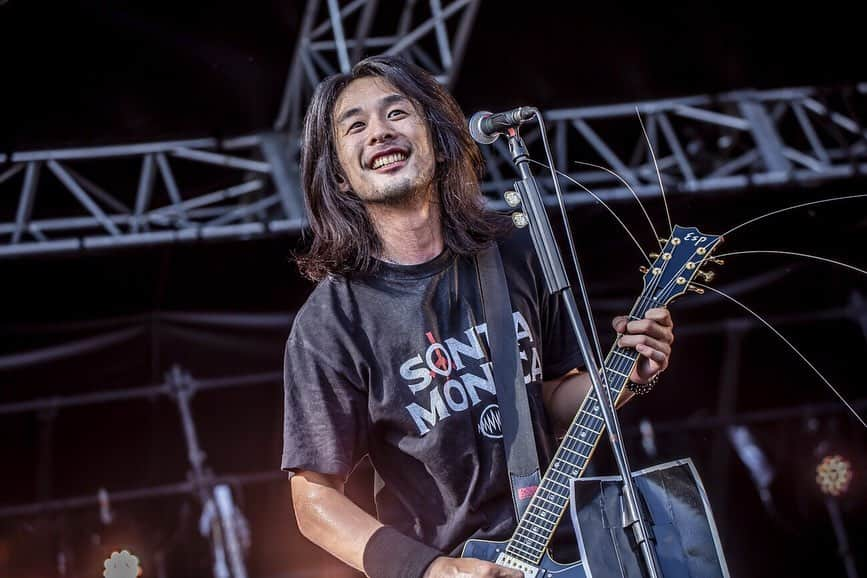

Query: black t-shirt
left=281, top=228, right=582, bottom=555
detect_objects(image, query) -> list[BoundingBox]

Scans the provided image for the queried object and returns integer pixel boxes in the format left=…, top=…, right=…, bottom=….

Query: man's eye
left=347, top=121, right=364, bottom=133
left=388, top=109, right=408, bottom=119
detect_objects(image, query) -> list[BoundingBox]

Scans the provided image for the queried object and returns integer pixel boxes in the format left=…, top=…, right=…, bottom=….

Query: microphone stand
left=505, top=129, right=664, bottom=578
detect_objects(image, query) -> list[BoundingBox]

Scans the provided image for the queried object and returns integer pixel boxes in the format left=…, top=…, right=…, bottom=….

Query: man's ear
left=336, top=173, right=350, bottom=192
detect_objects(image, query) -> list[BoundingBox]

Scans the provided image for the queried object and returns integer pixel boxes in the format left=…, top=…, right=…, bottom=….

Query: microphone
left=468, top=106, right=537, bottom=145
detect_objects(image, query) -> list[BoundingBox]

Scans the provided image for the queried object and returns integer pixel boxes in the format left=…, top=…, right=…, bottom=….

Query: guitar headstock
left=640, top=225, right=723, bottom=305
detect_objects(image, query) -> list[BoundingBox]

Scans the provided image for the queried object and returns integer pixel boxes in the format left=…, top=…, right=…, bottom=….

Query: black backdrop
left=1, top=1, right=866, bottom=577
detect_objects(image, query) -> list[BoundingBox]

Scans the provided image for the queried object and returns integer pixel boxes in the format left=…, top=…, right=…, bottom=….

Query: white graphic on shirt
left=479, top=404, right=503, bottom=438
left=401, top=310, right=542, bottom=436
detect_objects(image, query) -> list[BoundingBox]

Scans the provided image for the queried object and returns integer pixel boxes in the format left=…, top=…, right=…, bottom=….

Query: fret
left=533, top=493, right=565, bottom=508
left=506, top=539, right=545, bottom=564
left=523, top=517, right=554, bottom=534
left=548, top=479, right=569, bottom=488
left=514, top=528, right=549, bottom=548
left=538, top=485, right=568, bottom=501
left=527, top=503, right=559, bottom=522
left=549, top=460, right=581, bottom=479
left=525, top=505, right=557, bottom=523
left=575, top=422, right=600, bottom=435
left=580, top=410, right=604, bottom=425
left=612, top=350, right=635, bottom=361
left=579, top=417, right=604, bottom=432
left=558, top=444, right=590, bottom=463
left=607, top=367, right=630, bottom=378
left=538, top=480, right=568, bottom=497
left=562, top=436, right=593, bottom=454
left=577, top=407, right=601, bottom=421
left=506, top=540, right=541, bottom=559
left=506, top=536, right=539, bottom=556
left=525, top=508, right=559, bottom=530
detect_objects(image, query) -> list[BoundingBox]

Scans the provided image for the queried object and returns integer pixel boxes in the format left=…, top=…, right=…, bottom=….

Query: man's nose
left=367, top=117, right=394, bottom=144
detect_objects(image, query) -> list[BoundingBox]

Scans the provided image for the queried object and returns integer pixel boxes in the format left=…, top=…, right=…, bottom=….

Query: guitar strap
left=475, top=242, right=541, bottom=521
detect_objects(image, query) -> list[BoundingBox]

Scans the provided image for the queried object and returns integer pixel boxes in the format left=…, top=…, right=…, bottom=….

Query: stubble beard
left=362, top=167, right=436, bottom=209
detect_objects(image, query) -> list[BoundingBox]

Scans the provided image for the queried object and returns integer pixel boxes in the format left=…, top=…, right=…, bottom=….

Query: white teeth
left=371, top=152, right=407, bottom=169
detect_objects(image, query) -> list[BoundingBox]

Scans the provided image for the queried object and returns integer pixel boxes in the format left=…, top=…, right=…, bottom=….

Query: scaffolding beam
left=2, top=80, right=864, bottom=257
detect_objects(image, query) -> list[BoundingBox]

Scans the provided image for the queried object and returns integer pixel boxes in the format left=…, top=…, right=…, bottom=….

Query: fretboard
left=504, top=294, right=660, bottom=565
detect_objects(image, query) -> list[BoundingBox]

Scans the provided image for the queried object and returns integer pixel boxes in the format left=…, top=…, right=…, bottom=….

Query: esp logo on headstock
left=641, top=225, right=723, bottom=305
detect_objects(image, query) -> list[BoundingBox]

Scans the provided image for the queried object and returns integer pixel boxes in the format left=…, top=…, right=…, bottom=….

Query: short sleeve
left=540, top=278, right=584, bottom=381
left=281, top=336, right=369, bottom=479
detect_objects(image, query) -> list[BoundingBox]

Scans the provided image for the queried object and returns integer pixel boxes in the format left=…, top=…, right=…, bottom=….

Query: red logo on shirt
left=426, top=331, right=451, bottom=376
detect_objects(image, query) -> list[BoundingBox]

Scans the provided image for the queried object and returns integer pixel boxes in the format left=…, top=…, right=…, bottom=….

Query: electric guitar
left=461, top=225, right=723, bottom=577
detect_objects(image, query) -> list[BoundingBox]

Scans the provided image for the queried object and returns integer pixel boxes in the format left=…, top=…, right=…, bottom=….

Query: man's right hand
left=422, top=556, right=524, bottom=578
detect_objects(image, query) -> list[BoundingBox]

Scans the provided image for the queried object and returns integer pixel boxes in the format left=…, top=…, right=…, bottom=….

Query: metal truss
left=3, top=81, right=864, bottom=258
left=483, top=83, right=867, bottom=208
left=0, top=0, right=482, bottom=259
left=273, top=0, right=483, bottom=132
left=0, top=134, right=308, bottom=258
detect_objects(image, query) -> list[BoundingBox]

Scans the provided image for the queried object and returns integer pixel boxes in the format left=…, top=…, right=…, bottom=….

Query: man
left=282, top=56, right=674, bottom=578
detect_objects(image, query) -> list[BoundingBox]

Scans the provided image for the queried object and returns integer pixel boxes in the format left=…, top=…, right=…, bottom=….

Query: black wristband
left=362, top=526, right=442, bottom=578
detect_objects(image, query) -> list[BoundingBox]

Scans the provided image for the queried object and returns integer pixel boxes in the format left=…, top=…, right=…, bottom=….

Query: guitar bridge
left=494, top=552, right=540, bottom=577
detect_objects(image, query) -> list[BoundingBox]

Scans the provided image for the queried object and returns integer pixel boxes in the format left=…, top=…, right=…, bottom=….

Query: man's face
left=332, top=76, right=437, bottom=205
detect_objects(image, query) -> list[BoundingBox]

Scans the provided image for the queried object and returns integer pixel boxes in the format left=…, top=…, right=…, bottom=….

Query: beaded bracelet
left=626, top=372, right=659, bottom=396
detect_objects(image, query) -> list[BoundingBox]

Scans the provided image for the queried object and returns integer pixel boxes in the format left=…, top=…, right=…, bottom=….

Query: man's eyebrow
left=335, top=93, right=411, bottom=126
left=336, top=106, right=362, bottom=126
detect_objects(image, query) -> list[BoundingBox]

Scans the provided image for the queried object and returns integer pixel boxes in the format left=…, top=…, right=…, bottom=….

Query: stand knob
left=512, top=212, right=529, bottom=228
left=504, top=190, right=522, bottom=207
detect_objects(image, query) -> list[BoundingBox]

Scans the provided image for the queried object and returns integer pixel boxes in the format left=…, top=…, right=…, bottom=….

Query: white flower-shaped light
left=103, top=550, right=141, bottom=578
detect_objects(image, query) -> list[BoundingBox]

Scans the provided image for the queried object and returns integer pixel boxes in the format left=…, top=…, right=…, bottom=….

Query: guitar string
left=694, top=282, right=867, bottom=429
left=527, top=160, right=652, bottom=266
left=636, top=106, right=673, bottom=236
left=509, top=235, right=707, bottom=556
left=508, top=235, right=709, bottom=561
left=571, top=159, right=661, bottom=247
left=508, top=252, right=671, bottom=560
left=713, top=250, right=867, bottom=278
left=720, top=193, right=867, bottom=239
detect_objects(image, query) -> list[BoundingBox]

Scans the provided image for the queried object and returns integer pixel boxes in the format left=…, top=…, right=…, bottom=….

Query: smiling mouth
left=370, top=152, right=408, bottom=170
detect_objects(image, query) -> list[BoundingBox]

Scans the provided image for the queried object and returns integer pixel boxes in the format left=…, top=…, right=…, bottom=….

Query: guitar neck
left=503, top=292, right=660, bottom=565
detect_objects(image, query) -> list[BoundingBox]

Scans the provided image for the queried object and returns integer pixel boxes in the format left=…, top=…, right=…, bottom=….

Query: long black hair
left=296, top=55, right=509, bottom=281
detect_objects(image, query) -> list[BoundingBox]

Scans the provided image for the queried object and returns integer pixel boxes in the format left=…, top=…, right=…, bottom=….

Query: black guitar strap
left=475, top=243, right=541, bottom=521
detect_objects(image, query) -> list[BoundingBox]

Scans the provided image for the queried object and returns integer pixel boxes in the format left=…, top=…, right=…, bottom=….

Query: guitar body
left=462, top=538, right=586, bottom=577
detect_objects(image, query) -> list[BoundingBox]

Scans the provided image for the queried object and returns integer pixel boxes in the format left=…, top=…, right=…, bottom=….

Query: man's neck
left=367, top=191, right=444, bottom=266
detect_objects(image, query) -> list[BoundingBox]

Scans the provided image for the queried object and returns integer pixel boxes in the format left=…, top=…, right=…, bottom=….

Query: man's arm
left=542, top=307, right=674, bottom=431
left=290, top=470, right=382, bottom=572
left=291, top=470, right=523, bottom=578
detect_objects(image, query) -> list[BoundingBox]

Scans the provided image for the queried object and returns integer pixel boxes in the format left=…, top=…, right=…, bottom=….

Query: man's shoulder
left=289, top=275, right=355, bottom=341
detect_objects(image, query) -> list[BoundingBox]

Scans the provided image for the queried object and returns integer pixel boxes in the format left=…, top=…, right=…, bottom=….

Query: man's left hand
left=612, top=307, right=674, bottom=383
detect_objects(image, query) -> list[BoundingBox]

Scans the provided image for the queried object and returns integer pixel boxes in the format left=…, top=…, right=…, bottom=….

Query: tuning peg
left=687, top=285, right=705, bottom=294
left=709, top=257, right=725, bottom=266
left=504, top=190, right=521, bottom=207
left=658, top=238, right=668, bottom=246
left=697, top=270, right=716, bottom=282
left=639, top=266, right=649, bottom=274
left=512, top=212, right=528, bottom=228
left=649, top=253, right=660, bottom=260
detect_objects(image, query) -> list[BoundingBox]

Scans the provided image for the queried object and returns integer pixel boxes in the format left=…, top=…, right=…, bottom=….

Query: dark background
left=1, top=1, right=866, bottom=577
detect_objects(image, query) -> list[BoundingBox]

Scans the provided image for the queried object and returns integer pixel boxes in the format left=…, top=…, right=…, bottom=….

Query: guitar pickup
left=495, top=552, right=540, bottom=577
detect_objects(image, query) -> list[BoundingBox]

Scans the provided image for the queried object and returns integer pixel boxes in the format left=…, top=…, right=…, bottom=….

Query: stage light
left=815, top=454, right=853, bottom=497
left=102, top=550, right=142, bottom=578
